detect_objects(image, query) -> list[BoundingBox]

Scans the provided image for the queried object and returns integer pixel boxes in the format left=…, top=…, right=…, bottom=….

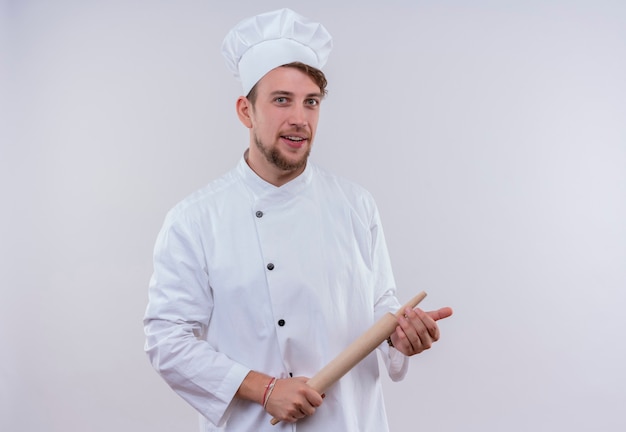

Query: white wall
left=2, top=1, right=625, bottom=431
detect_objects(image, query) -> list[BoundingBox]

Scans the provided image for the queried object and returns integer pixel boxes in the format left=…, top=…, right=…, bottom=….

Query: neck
left=244, top=149, right=305, bottom=187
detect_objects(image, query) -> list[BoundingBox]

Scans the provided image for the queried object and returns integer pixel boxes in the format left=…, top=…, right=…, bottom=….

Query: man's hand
left=264, top=377, right=323, bottom=423
left=389, top=307, right=453, bottom=356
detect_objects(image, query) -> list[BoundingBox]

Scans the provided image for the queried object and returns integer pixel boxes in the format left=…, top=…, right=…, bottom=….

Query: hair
left=246, top=61, right=328, bottom=106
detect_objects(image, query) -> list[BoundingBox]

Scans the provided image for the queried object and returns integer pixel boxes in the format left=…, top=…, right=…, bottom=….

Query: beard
left=254, top=134, right=311, bottom=172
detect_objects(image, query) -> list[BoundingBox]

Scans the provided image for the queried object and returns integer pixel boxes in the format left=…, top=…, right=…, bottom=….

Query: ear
left=236, top=96, right=253, bottom=129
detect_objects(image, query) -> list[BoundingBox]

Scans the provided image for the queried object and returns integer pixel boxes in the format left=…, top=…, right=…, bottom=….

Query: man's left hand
left=389, top=307, right=453, bottom=356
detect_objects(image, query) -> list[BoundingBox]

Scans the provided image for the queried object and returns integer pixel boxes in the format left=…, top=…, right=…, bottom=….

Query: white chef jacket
left=144, top=155, right=409, bottom=431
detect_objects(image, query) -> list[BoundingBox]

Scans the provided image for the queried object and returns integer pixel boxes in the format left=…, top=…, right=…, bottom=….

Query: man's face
left=245, top=66, right=322, bottom=181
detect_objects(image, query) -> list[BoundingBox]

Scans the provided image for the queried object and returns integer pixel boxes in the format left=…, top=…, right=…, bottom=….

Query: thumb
left=427, top=307, right=453, bottom=321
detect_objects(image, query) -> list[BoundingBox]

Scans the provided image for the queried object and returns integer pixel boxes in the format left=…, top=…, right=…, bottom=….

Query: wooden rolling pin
left=270, top=291, right=427, bottom=425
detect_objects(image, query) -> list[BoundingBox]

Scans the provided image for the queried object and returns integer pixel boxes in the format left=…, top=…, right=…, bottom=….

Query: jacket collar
left=237, top=150, right=313, bottom=201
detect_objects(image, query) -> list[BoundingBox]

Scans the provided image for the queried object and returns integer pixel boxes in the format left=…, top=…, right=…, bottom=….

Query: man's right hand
left=264, top=377, right=323, bottom=423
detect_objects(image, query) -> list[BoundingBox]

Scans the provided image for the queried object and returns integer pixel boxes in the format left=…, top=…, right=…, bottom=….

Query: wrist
left=236, top=371, right=274, bottom=405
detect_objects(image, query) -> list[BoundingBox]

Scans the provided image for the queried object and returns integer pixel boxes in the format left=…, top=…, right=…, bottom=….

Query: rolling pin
left=270, top=291, right=427, bottom=425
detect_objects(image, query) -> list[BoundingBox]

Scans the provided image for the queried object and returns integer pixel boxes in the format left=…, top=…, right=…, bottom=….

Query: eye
left=306, top=98, right=319, bottom=106
left=274, top=97, right=288, bottom=104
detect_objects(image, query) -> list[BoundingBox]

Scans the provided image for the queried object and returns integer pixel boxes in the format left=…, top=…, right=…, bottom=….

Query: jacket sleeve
left=143, top=208, right=250, bottom=426
left=368, top=198, right=410, bottom=382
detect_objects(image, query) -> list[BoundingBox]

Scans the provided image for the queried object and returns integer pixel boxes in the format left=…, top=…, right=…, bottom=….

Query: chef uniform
left=144, top=9, right=409, bottom=431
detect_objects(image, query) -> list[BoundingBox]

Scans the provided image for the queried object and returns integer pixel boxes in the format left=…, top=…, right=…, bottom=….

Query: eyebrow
left=270, top=90, right=324, bottom=99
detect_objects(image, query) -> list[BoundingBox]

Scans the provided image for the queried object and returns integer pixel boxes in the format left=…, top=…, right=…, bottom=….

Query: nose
left=288, top=105, right=308, bottom=129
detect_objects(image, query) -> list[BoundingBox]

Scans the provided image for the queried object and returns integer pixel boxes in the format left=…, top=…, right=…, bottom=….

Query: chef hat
left=221, top=8, right=333, bottom=95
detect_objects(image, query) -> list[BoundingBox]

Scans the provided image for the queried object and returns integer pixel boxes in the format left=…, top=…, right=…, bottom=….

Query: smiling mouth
left=281, top=135, right=309, bottom=149
left=282, top=135, right=306, bottom=142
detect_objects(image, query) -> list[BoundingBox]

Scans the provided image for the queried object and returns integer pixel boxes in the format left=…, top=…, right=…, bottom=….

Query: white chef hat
left=221, top=8, right=333, bottom=95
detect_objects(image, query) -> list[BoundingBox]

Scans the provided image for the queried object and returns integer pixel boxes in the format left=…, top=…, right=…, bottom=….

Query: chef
left=144, top=8, right=452, bottom=431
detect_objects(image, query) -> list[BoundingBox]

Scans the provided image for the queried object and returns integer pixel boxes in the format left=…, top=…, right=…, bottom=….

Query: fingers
left=401, top=307, right=437, bottom=352
left=414, top=308, right=440, bottom=340
left=427, top=307, right=454, bottom=321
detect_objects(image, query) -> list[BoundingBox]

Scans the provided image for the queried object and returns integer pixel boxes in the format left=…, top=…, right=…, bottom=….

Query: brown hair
left=246, top=61, right=328, bottom=105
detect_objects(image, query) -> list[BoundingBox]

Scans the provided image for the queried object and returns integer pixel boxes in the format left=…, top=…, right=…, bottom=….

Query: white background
left=2, top=0, right=625, bottom=431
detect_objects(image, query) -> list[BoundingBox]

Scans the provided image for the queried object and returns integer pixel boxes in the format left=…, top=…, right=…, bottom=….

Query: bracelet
left=387, top=336, right=394, bottom=348
left=262, top=377, right=275, bottom=407
left=262, top=377, right=277, bottom=409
